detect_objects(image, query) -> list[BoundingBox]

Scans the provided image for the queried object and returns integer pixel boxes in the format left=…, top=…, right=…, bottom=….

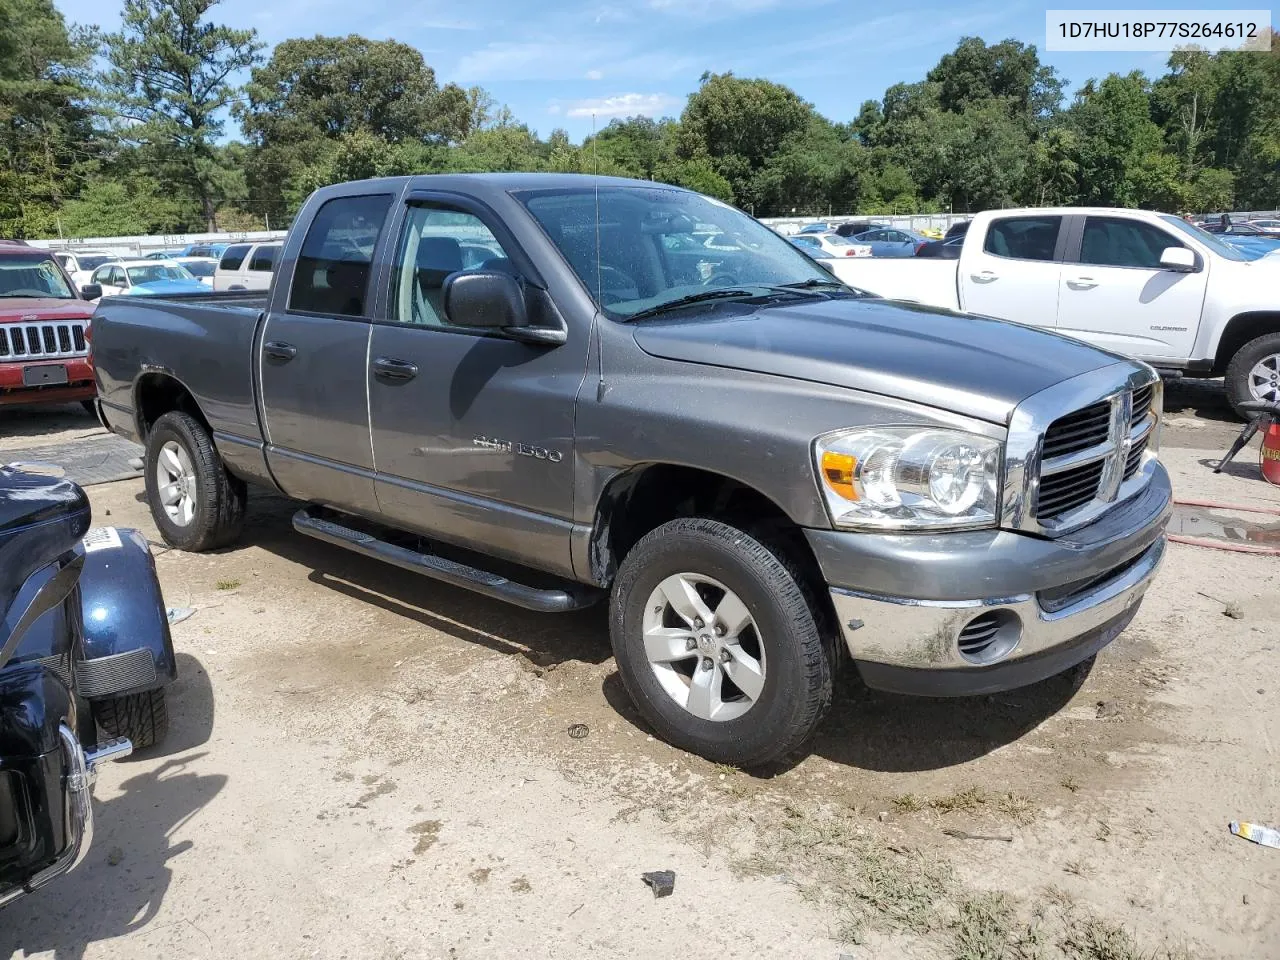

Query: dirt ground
left=2, top=384, right=1279, bottom=960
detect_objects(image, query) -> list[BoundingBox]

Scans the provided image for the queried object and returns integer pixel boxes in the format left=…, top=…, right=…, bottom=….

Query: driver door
left=367, top=195, right=587, bottom=577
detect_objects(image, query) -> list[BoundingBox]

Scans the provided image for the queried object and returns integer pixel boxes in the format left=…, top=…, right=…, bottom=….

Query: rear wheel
left=92, top=689, right=168, bottom=749
left=144, top=410, right=246, bottom=551
left=608, top=517, right=832, bottom=767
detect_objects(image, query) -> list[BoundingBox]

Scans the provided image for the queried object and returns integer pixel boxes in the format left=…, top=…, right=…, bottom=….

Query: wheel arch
left=586, top=462, right=828, bottom=602
left=132, top=371, right=211, bottom=442
left=1213, top=311, right=1280, bottom=376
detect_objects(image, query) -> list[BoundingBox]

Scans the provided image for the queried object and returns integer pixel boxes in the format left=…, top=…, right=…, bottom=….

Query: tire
left=144, top=410, right=246, bottom=551
left=1225, top=331, right=1280, bottom=415
left=92, top=689, right=168, bottom=749
left=608, top=517, right=832, bottom=767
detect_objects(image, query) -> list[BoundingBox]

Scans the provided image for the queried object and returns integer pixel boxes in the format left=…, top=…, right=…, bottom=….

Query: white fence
left=25, top=230, right=289, bottom=259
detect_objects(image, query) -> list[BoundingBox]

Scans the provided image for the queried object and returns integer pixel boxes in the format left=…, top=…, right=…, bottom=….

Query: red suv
left=0, top=241, right=98, bottom=411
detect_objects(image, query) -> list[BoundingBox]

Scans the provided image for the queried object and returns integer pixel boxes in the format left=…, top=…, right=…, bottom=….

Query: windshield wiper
left=620, top=288, right=763, bottom=322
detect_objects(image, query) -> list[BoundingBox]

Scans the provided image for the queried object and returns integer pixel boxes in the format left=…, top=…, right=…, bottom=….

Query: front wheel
left=92, top=689, right=168, bottom=749
left=1225, top=331, right=1280, bottom=415
left=608, top=517, right=832, bottom=767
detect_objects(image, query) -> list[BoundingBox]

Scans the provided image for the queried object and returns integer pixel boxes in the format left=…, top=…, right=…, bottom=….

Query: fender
left=75, top=527, right=176, bottom=700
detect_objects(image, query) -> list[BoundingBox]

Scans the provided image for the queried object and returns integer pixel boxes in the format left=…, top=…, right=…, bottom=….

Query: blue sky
left=54, top=0, right=1211, bottom=142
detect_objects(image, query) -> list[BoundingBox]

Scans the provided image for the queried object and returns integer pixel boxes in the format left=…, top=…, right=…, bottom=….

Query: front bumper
left=0, top=358, right=95, bottom=406
left=810, top=463, right=1172, bottom=697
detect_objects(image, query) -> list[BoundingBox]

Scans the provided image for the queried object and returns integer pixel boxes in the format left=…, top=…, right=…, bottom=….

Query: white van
left=213, top=242, right=281, bottom=292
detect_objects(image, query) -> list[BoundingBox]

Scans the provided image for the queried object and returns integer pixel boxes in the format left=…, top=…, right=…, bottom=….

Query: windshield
left=180, top=260, right=216, bottom=277
left=1160, top=215, right=1249, bottom=262
left=0, top=255, right=76, bottom=298
left=516, top=185, right=836, bottom=319
left=127, top=264, right=196, bottom=284
left=77, top=254, right=116, bottom=271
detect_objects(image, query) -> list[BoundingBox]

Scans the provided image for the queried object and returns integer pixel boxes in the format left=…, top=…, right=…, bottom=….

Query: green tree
left=0, top=0, right=98, bottom=237
left=677, top=72, right=814, bottom=211
left=100, top=0, right=263, bottom=229
left=1067, top=72, right=1167, bottom=207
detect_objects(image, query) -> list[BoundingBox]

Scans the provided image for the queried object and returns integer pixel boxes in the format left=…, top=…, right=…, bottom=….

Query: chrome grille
left=1038, top=460, right=1105, bottom=519
left=1042, top=401, right=1111, bottom=459
left=1032, top=377, right=1160, bottom=527
left=0, top=320, right=89, bottom=359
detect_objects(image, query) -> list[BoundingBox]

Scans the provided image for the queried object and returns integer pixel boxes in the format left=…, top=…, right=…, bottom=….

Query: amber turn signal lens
left=821, top=451, right=857, bottom=501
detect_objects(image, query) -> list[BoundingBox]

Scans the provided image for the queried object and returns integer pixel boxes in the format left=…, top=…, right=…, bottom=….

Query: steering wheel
left=704, top=273, right=739, bottom=288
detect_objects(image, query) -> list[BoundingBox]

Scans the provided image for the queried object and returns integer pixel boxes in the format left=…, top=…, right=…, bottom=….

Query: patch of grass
left=993, top=792, right=1037, bottom=825
left=892, top=793, right=925, bottom=812
left=1058, top=916, right=1144, bottom=960
left=951, top=892, right=1046, bottom=960
left=1060, top=776, right=1080, bottom=793
left=1063, top=859, right=1089, bottom=878
left=931, top=787, right=988, bottom=814
left=713, top=762, right=739, bottom=776
left=215, top=577, right=241, bottom=590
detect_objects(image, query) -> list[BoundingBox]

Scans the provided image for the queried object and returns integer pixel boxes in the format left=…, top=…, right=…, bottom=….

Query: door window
left=389, top=204, right=516, bottom=328
left=1079, top=218, right=1184, bottom=269
left=249, top=245, right=279, bottom=272
left=289, top=194, right=393, bottom=317
left=984, top=217, right=1062, bottom=261
left=219, top=244, right=251, bottom=271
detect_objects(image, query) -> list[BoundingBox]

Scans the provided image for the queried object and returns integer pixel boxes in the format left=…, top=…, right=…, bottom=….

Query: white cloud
left=563, top=93, right=681, bottom=118
left=456, top=40, right=691, bottom=82
left=586, top=69, right=604, bottom=80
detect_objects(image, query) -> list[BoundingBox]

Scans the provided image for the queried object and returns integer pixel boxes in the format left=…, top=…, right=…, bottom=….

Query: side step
left=292, top=508, right=602, bottom=614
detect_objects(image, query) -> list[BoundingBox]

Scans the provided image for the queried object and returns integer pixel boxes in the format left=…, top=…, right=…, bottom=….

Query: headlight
left=814, top=427, right=1002, bottom=530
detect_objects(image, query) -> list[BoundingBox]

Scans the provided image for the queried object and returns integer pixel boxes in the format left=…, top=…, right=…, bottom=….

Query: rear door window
left=249, top=245, right=279, bottom=272
left=983, top=217, right=1062, bottom=261
left=219, top=244, right=251, bottom=271
left=288, top=194, right=393, bottom=317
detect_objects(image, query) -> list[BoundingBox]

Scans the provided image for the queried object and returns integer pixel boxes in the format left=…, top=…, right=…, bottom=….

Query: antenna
left=592, top=112, right=606, bottom=401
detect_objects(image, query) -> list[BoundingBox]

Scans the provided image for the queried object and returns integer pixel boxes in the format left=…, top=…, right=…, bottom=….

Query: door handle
left=372, top=357, right=419, bottom=383
left=1067, top=277, right=1098, bottom=290
left=970, top=271, right=998, bottom=284
left=263, top=341, right=297, bottom=363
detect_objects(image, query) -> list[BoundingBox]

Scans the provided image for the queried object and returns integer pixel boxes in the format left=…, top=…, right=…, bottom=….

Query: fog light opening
left=956, top=609, right=1021, bottom=665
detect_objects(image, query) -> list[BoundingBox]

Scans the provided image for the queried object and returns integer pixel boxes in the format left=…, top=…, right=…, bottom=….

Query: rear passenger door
left=216, top=244, right=251, bottom=291
left=246, top=244, right=279, bottom=291
left=259, top=192, right=395, bottom=514
left=959, top=215, right=1065, bottom=329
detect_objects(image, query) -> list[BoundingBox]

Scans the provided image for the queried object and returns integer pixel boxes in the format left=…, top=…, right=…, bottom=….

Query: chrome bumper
left=0, top=726, right=130, bottom=909
left=831, top=536, right=1165, bottom=678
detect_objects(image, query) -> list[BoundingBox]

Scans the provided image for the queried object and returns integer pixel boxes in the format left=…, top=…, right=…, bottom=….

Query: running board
left=292, top=508, right=602, bottom=613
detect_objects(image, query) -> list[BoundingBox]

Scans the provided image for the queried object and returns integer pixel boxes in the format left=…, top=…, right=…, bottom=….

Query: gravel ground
left=2, top=384, right=1278, bottom=960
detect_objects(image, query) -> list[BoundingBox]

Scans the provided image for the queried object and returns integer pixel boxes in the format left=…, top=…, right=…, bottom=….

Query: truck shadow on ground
left=1, top=656, right=224, bottom=960
left=233, top=489, right=611, bottom=669
left=219, top=490, right=1084, bottom=775
left=1162, top=378, right=1236, bottom=423
left=602, top=658, right=1089, bottom=777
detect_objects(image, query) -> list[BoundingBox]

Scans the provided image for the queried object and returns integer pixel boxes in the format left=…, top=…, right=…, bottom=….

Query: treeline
left=3, top=0, right=1279, bottom=238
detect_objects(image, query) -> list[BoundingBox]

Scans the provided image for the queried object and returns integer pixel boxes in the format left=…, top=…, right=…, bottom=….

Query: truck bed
left=828, top=257, right=960, bottom=309
left=91, top=291, right=267, bottom=451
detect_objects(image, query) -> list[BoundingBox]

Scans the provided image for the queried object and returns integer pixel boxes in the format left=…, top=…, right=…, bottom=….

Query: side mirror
left=80, top=283, right=102, bottom=300
left=816, top=259, right=838, bottom=275
left=1159, top=247, right=1197, bottom=272
left=443, top=270, right=529, bottom=330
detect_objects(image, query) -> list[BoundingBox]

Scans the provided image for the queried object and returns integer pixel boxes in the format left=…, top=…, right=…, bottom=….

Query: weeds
left=892, top=793, right=925, bottom=812
left=215, top=577, right=241, bottom=590
left=889, top=786, right=1037, bottom=824
left=1060, top=776, right=1080, bottom=793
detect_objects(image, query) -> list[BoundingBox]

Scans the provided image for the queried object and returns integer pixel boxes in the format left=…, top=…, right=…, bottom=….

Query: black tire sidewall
left=144, top=412, right=216, bottom=550
left=1226, top=332, right=1280, bottom=413
left=609, top=519, right=826, bottom=765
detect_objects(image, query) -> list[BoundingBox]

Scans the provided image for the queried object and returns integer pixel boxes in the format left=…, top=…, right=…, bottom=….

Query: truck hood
left=0, top=298, right=94, bottom=322
left=631, top=297, right=1124, bottom=424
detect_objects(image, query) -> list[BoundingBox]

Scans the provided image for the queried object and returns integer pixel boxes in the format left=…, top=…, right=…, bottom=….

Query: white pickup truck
left=836, top=207, right=1280, bottom=414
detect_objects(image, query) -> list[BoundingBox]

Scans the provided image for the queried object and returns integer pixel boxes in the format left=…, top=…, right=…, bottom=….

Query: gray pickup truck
left=91, top=174, right=1171, bottom=766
